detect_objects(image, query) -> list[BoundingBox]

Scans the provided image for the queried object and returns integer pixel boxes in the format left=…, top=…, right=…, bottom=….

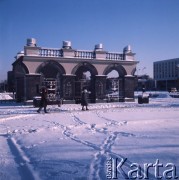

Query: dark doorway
left=75, top=70, right=92, bottom=103
left=104, top=65, right=126, bottom=102
left=36, top=61, right=65, bottom=102
left=106, top=70, right=120, bottom=102
left=74, top=63, right=97, bottom=103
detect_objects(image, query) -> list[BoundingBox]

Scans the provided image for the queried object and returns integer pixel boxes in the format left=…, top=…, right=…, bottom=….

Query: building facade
left=9, top=38, right=138, bottom=103
left=154, top=58, right=179, bottom=91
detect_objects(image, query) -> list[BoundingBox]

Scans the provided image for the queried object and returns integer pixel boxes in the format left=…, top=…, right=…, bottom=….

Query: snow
left=0, top=92, right=179, bottom=179
left=0, top=93, right=13, bottom=100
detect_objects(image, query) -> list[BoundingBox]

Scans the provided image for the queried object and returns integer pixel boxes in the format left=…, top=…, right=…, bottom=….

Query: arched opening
left=72, top=62, right=98, bottom=103
left=75, top=68, right=92, bottom=81
left=36, top=61, right=66, bottom=101
left=13, top=62, right=29, bottom=102
left=13, top=62, right=29, bottom=78
left=104, top=64, right=126, bottom=102
left=36, top=61, right=65, bottom=78
left=106, top=70, right=119, bottom=93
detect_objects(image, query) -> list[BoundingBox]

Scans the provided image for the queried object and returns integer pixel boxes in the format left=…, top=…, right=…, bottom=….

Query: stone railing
left=106, top=52, right=123, bottom=60
left=74, top=50, right=94, bottom=59
left=38, top=48, right=125, bottom=60
left=39, top=48, right=63, bottom=57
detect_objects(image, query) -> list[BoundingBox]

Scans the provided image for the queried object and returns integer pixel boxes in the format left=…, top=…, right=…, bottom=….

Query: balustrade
left=39, top=48, right=63, bottom=57
left=106, top=53, right=123, bottom=60
left=75, top=50, right=94, bottom=59
left=39, top=48, right=124, bottom=60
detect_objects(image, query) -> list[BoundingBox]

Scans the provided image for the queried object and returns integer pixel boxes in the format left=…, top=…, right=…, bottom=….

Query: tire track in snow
left=7, top=137, right=41, bottom=180
left=0, top=134, right=41, bottom=180
left=0, top=114, right=41, bottom=179
left=0, top=114, right=35, bottom=123
left=0, top=134, right=11, bottom=180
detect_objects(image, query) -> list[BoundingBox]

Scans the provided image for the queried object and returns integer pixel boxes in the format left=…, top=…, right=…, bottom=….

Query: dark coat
left=40, top=89, right=48, bottom=107
left=81, top=91, right=88, bottom=106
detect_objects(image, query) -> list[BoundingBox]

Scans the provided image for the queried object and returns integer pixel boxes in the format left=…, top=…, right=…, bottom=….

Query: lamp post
left=136, top=68, right=140, bottom=93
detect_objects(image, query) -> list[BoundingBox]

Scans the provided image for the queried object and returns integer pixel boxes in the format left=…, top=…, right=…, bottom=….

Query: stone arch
left=104, top=64, right=127, bottom=101
left=36, top=60, right=66, bottom=78
left=131, top=67, right=136, bottom=76
left=13, top=62, right=29, bottom=77
left=71, top=62, right=98, bottom=78
left=103, top=64, right=127, bottom=77
left=71, top=62, right=98, bottom=103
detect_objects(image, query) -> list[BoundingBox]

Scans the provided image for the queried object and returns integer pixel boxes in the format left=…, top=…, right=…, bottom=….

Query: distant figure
left=81, top=87, right=89, bottom=111
left=37, top=87, right=48, bottom=113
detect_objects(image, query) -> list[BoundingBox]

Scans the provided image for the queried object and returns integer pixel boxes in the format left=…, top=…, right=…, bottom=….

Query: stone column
left=95, top=75, right=107, bottom=103
left=24, top=74, right=41, bottom=101
left=15, top=77, right=25, bottom=102
left=124, top=75, right=136, bottom=102
left=62, top=74, right=76, bottom=103
left=118, top=77, right=125, bottom=102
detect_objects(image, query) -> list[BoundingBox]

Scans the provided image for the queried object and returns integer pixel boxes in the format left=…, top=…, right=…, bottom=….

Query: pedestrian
left=37, top=87, right=48, bottom=113
left=81, top=87, right=89, bottom=111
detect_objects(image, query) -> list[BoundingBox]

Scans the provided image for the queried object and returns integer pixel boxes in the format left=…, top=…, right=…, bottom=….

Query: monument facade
left=10, top=38, right=138, bottom=103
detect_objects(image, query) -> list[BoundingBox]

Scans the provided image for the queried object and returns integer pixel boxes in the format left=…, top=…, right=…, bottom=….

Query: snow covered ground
left=0, top=93, right=13, bottom=100
left=0, top=93, right=179, bottom=180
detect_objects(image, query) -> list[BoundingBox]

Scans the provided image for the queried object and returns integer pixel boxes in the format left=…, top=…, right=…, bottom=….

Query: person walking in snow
left=37, top=87, right=48, bottom=113
left=81, top=87, right=89, bottom=111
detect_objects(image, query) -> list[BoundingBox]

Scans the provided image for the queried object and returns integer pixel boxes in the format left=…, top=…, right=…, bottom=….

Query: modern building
left=9, top=38, right=138, bottom=103
left=153, top=58, right=179, bottom=91
left=0, top=80, right=7, bottom=92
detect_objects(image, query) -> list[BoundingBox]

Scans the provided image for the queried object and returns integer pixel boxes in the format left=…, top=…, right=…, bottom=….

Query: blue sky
left=0, top=0, right=179, bottom=81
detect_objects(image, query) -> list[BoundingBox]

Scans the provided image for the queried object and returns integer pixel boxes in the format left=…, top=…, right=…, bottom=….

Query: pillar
left=118, top=77, right=125, bottom=102
left=62, top=74, right=76, bottom=103
left=124, top=75, right=136, bottom=102
left=95, top=75, right=107, bottom=103
left=24, top=74, right=41, bottom=101
left=16, top=77, right=25, bottom=102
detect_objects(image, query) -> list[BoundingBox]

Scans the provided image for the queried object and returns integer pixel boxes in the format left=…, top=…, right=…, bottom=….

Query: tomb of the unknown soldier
left=9, top=38, right=138, bottom=104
